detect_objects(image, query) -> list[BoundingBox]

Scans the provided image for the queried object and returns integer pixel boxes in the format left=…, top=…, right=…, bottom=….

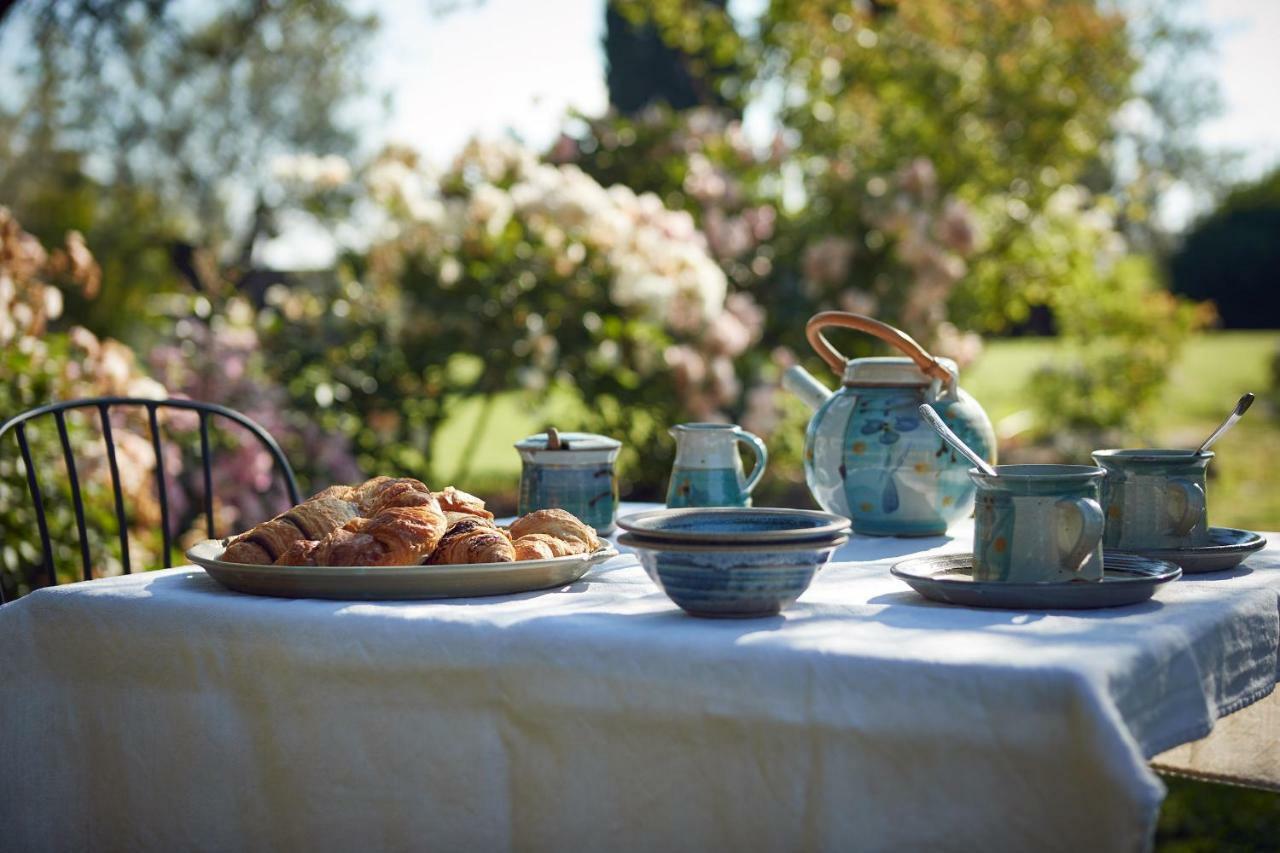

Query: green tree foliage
left=1170, top=167, right=1280, bottom=329
left=0, top=0, right=376, bottom=339
left=580, top=0, right=1209, bottom=444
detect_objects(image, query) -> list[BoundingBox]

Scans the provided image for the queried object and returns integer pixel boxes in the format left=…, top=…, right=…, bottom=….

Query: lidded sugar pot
left=515, top=428, right=621, bottom=534
left=781, top=312, right=996, bottom=537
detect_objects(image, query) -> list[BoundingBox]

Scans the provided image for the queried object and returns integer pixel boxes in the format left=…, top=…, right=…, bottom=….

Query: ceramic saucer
left=1106, top=527, right=1266, bottom=574
left=890, top=553, right=1181, bottom=610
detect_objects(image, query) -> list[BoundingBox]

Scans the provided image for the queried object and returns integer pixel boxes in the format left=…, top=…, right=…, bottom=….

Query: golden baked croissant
left=508, top=508, right=599, bottom=555
left=223, top=497, right=359, bottom=564
left=512, top=533, right=581, bottom=561
left=427, top=518, right=514, bottom=564
left=357, top=477, right=433, bottom=514
left=436, top=486, right=494, bottom=521
left=275, top=539, right=321, bottom=566
left=222, top=477, right=601, bottom=569
left=311, top=501, right=447, bottom=566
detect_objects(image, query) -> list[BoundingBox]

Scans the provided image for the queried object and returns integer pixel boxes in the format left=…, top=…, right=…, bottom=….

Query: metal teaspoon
left=918, top=403, right=997, bottom=476
left=1195, top=392, right=1255, bottom=455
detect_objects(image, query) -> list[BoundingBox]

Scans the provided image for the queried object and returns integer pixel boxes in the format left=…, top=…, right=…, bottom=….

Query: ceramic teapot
left=782, top=312, right=996, bottom=537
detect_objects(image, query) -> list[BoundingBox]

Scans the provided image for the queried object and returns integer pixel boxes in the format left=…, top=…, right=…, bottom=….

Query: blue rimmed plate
left=891, top=553, right=1181, bottom=610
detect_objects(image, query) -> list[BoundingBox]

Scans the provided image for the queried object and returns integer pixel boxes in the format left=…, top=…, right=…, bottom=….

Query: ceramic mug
left=666, top=423, right=768, bottom=509
left=1091, top=449, right=1211, bottom=550
left=970, top=464, right=1106, bottom=583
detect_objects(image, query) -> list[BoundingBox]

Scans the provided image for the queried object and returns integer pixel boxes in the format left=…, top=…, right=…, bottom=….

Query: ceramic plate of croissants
left=185, top=476, right=617, bottom=600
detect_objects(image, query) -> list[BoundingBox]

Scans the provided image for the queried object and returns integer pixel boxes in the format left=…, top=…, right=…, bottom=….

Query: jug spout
left=782, top=365, right=832, bottom=412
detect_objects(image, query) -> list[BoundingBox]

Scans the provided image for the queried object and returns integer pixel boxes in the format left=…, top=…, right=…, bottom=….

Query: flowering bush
left=0, top=207, right=361, bottom=595
left=569, top=0, right=1208, bottom=455
left=0, top=208, right=164, bottom=595
left=265, top=138, right=768, bottom=492
left=148, top=297, right=362, bottom=548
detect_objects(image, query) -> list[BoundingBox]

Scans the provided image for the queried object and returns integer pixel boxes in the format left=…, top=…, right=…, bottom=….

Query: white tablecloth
left=1, top=509, right=1277, bottom=853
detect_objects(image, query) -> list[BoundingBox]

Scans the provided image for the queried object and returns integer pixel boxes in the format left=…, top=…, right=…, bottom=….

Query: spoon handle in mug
left=918, top=404, right=997, bottom=477
left=1195, top=392, right=1254, bottom=454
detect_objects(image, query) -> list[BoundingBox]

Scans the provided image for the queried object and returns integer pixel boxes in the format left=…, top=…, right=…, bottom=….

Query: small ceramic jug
left=666, top=423, right=768, bottom=509
left=1091, top=449, right=1211, bottom=550
left=516, top=428, right=621, bottom=534
left=971, top=464, right=1106, bottom=583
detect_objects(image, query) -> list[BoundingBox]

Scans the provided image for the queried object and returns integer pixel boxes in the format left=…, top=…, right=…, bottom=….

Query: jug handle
left=806, top=311, right=954, bottom=385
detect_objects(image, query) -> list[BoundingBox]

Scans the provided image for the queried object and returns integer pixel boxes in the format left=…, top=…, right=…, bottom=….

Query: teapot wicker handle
left=805, top=311, right=954, bottom=383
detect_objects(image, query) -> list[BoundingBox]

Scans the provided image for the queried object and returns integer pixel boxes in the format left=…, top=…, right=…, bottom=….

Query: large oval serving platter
left=186, top=539, right=618, bottom=601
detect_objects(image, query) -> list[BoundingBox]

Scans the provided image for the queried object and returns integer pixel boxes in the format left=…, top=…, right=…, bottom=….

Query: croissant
left=508, top=508, right=599, bottom=555
left=223, top=497, right=360, bottom=564
left=427, top=518, right=514, bottom=564
left=311, top=500, right=448, bottom=566
left=512, top=533, right=580, bottom=561
left=357, top=477, right=434, bottom=514
left=275, top=539, right=321, bottom=566
left=222, top=478, right=601, bottom=570
left=308, top=484, right=358, bottom=503
left=436, top=486, right=494, bottom=521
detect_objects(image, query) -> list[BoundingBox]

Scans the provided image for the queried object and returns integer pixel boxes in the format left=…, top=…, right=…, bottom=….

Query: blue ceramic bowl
left=617, top=533, right=848, bottom=618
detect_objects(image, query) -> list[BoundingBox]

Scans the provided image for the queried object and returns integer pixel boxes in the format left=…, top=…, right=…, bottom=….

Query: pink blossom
left=937, top=199, right=980, bottom=255
left=802, top=236, right=857, bottom=285
left=899, top=157, right=937, bottom=201
left=706, top=311, right=753, bottom=357
left=743, top=205, right=776, bottom=242
left=838, top=288, right=879, bottom=316
left=741, top=385, right=782, bottom=437
left=708, top=356, right=740, bottom=406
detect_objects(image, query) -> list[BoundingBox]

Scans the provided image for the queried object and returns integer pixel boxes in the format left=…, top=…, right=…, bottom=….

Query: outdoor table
left=1, top=504, right=1276, bottom=852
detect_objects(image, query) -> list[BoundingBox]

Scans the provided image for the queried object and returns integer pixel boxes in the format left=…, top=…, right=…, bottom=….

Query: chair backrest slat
left=14, top=423, right=56, bottom=589
left=96, top=403, right=132, bottom=576
left=1, top=397, right=302, bottom=599
left=145, top=403, right=173, bottom=569
left=199, top=411, right=215, bottom=539
left=53, top=411, right=93, bottom=582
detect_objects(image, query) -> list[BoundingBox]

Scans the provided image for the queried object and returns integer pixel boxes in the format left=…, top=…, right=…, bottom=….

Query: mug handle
left=1166, top=479, right=1205, bottom=535
left=735, top=429, right=769, bottom=496
left=1056, top=497, right=1105, bottom=574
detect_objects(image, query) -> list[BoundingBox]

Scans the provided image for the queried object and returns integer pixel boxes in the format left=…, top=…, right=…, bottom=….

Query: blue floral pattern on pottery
left=804, top=385, right=995, bottom=537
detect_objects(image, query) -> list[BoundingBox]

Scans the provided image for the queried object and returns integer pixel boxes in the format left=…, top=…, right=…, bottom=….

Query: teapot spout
left=782, top=365, right=833, bottom=412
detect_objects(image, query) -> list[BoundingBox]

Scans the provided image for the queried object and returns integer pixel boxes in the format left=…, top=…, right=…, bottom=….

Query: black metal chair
left=0, top=397, right=301, bottom=602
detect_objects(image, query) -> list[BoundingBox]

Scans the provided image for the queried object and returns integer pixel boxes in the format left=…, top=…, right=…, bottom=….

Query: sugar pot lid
left=515, top=427, right=621, bottom=452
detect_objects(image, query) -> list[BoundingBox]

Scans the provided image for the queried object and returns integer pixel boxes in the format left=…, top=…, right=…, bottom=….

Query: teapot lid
left=515, top=428, right=621, bottom=452
left=843, top=356, right=958, bottom=388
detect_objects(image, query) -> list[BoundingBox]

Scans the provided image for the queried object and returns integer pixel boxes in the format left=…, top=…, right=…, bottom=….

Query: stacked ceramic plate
left=616, top=507, right=851, bottom=618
